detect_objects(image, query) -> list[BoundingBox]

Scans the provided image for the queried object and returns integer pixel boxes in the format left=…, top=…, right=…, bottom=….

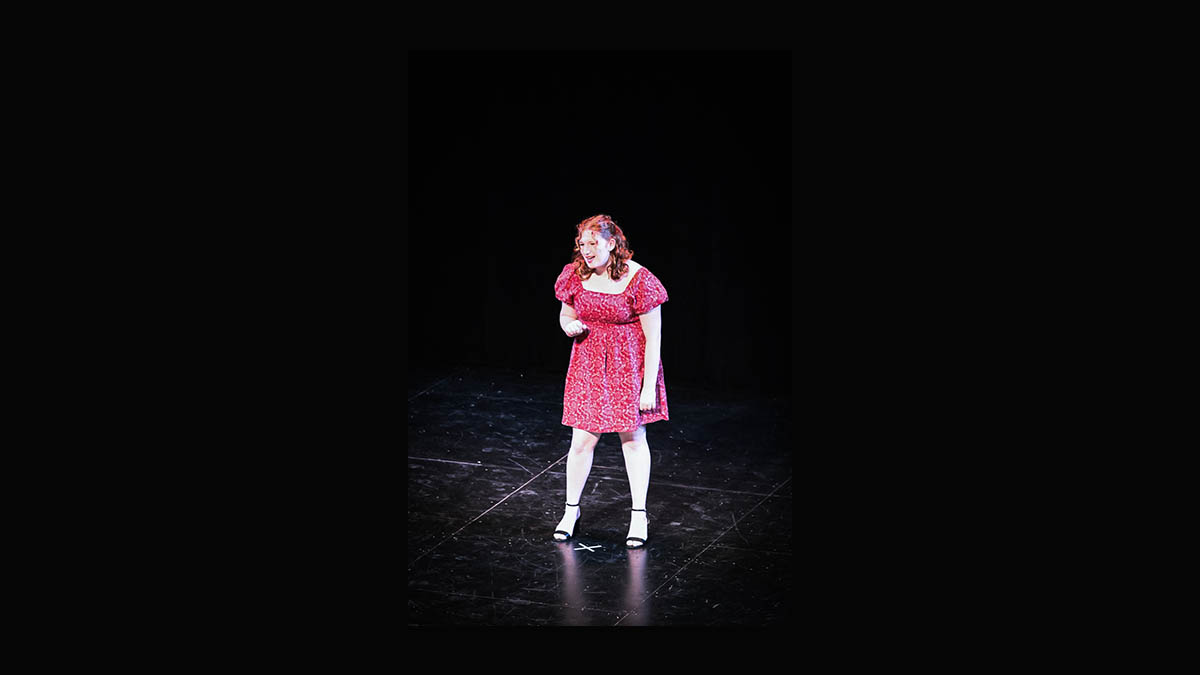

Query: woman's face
left=578, top=230, right=615, bottom=271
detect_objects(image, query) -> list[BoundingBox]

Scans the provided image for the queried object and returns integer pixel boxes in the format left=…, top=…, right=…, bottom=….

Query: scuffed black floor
left=407, top=364, right=792, bottom=626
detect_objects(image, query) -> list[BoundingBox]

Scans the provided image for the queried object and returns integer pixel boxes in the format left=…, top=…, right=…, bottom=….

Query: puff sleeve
left=632, top=268, right=669, bottom=315
left=554, top=263, right=577, bottom=305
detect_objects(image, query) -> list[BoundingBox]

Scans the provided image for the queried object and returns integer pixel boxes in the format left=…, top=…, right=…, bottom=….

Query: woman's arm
left=638, top=305, right=662, bottom=391
left=559, top=302, right=580, bottom=332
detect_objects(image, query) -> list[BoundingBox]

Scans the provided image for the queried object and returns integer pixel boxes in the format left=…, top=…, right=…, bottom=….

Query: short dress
left=554, top=262, right=670, bottom=433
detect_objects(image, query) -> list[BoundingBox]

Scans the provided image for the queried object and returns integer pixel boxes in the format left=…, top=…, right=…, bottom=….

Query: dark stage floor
left=407, top=364, right=793, bottom=626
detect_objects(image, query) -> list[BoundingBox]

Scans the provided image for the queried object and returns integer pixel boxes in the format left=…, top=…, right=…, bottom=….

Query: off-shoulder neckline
left=578, top=266, right=643, bottom=296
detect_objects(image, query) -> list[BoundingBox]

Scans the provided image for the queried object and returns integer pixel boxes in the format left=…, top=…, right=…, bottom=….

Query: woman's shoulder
left=556, top=262, right=577, bottom=287
left=631, top=260, right=658, bottom=280
left=629, top=261, right=665, bottom=291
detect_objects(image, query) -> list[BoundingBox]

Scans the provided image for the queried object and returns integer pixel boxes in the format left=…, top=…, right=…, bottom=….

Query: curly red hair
left=571, top=214, right=634, bottom=281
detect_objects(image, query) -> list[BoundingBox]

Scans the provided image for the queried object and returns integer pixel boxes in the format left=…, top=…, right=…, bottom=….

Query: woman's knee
left=621, top=439, right=649, bottom=454
left=618, top=425, right=647, bottom=448
left=570, top=428, right=600, bottom=454
left=569, top=442, right=596, bottom=455
left=620, top=434, right=649, bottom=453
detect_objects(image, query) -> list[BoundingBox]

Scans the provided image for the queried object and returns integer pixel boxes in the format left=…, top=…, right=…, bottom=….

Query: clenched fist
left=563, top=320, right=588, bottom=337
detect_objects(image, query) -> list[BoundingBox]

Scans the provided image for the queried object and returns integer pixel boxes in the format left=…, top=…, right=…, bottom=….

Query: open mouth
left=585, top=256, right=595, bottom=263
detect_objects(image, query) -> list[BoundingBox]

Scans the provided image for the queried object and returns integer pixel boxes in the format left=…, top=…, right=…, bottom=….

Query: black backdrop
left=408, top=51, right=792, bottom=396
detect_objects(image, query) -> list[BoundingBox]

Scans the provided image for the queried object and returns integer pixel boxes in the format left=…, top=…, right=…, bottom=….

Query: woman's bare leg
left=619, top=425, right=650, bottom=546
left=553, top=427, right=600, bottom=540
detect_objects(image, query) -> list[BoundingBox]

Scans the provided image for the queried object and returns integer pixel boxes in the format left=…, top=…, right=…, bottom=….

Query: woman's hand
left=564, top=320, right=588, bottom=337
left=639, top=385, right=656, bottom=411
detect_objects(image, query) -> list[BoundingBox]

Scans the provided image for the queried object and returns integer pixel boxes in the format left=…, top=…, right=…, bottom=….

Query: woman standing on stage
left=550, top=214, right=670, bottom=549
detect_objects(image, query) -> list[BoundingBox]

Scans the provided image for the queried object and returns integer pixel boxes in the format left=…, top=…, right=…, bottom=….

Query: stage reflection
left=554, top=542, right=588, bottom=625
left=553, top=540, right=652, bottom=625
left=621, top=547, right=650, bottom=625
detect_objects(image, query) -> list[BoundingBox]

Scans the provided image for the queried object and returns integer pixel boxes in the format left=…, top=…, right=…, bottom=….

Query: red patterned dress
left=555, top=262, right=670, bottom=433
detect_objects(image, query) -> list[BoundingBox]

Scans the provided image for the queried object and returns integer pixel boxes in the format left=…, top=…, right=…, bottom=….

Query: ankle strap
left=631, top=508, right=646, bottom=512
left=566, top=502, right=579, bottom=507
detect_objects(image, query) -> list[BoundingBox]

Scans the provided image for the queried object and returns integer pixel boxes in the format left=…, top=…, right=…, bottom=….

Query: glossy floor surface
left=407, top=365, right=793, bottom=626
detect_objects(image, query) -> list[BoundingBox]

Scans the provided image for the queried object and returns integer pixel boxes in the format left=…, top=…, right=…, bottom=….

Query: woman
left=551, top=214, right=669, bottom=549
